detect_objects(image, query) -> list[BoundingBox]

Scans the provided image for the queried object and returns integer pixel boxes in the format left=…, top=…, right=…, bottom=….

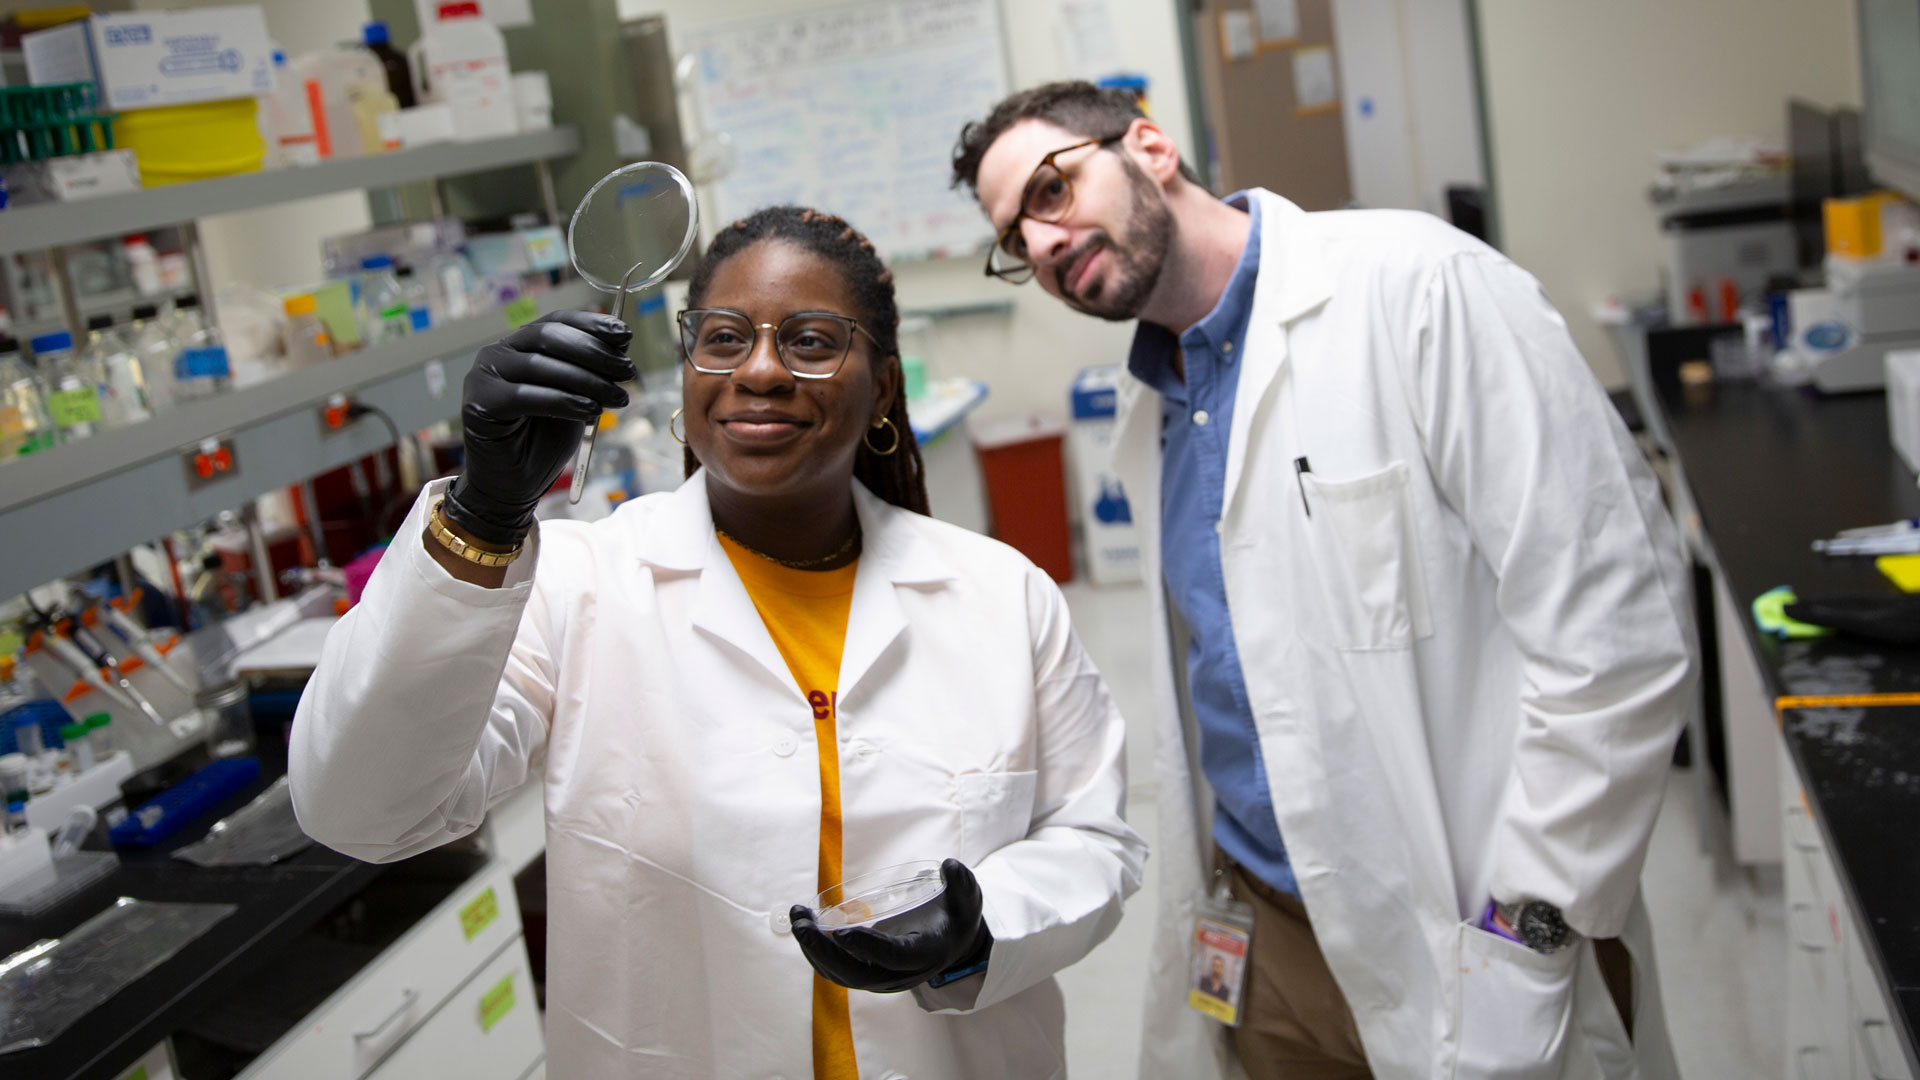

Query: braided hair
left=681, top=206, right=930, bottom=516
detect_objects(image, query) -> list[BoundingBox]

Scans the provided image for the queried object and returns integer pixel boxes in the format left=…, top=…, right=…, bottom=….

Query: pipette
left=29, top=626, right=139, bottom=713
left=98, top=594, right=194, bottom=694
left=59, top=615, right=167, bottom=725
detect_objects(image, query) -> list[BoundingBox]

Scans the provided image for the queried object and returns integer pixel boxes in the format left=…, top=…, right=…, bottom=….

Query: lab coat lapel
left=1221, top=190, right=1333, bottom=519
left=838, top=483, right=956, bottom=703
left=634, top=473, right=804, bottom=701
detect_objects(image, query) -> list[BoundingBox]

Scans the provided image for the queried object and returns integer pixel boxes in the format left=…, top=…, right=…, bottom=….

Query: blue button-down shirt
left=1126, top=193, right=1296, bottom=896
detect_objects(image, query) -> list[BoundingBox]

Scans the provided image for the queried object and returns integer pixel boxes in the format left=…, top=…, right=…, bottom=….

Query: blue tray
left=108, top=757, right=262, bottom=848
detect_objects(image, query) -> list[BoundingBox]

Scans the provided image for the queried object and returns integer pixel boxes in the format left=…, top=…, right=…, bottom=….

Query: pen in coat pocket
left=1294, top=457, right=1312, bottom=518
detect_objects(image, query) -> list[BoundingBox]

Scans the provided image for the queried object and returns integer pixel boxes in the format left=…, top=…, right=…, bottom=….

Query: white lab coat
left=290, top=473, right=1146, bottom=1079
left=1121, top=192, right=1695, bottom=1080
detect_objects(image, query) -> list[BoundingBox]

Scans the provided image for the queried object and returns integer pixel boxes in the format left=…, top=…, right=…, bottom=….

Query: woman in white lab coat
left=290, top=206, right=1146, bottom=1079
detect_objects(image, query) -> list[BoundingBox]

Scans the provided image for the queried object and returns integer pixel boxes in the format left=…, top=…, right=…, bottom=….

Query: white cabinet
left=241, top=860, right=537, bottom=1080
left=365, top=941, right=542, bottom=1080
left=1780, top=737, right=1916, bottom=1079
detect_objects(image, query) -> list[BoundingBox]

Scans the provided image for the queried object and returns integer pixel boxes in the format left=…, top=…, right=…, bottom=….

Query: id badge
left=1188, top=890, right=1254, bottom=1027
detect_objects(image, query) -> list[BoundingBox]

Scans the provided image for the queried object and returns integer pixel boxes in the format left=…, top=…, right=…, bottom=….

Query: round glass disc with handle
left=564, top=161, right=699, bottom=503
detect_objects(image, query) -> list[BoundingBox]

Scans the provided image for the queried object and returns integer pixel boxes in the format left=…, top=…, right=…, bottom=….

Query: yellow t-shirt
left=717, top=532, right=861, bottom=1080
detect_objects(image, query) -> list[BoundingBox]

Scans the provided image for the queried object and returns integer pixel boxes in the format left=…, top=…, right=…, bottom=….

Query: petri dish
left=811, top=860, right=945, bottom=931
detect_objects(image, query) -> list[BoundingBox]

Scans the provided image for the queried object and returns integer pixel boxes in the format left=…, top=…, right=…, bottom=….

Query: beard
left=1057, top=157, right=1175, bottom=322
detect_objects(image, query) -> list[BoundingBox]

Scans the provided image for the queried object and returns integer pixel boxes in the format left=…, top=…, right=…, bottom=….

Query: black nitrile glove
left=442, top=310, right=634, bottom=547
left=790, top=858, right=994, bottom=994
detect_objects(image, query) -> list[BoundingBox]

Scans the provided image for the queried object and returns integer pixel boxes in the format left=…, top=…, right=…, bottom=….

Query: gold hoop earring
left=864, top=416, right=900, bottom=456
left=669, top=408, right=687, bottom=445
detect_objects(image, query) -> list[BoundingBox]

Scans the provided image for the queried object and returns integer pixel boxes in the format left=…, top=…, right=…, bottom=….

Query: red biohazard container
left=971, top=414, right=1074, bottom=582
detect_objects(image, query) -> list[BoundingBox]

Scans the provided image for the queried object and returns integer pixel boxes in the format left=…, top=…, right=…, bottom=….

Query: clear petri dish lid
left=812, top=860, right=945, bottom=931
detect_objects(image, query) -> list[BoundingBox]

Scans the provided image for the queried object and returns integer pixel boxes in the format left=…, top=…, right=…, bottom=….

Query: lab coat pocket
left=1302, top=461, right=1434, bottom=651
left=954, top=770, right=1039, bottom=865
left=1454, top=922, right=1581, bottom=1080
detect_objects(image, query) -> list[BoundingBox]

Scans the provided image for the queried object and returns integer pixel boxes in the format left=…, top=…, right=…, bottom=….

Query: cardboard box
left=23, top=7, right=274, bottom=111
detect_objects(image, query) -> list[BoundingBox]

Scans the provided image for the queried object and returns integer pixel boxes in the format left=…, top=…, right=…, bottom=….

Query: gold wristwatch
left=427, top=498, right=522, bottom=567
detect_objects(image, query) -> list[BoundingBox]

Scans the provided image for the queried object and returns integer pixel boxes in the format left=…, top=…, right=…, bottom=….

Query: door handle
left=353, top=987, right=420, bottom=1043
left=1788, top=903, right=1828, bottom=952
left=1859, top=1018, right=1908, bottom=1080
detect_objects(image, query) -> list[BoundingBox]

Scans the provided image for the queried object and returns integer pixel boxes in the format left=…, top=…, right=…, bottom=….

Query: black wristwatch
left=1500, top=900, right=1575, bottom=954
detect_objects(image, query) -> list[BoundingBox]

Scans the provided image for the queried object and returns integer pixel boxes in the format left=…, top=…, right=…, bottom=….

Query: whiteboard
left=681, top=0, right=1010, bottom=262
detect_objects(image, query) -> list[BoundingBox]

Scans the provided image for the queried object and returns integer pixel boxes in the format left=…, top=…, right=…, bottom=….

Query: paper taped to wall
left=1293, top=44, right=1338, bottom=114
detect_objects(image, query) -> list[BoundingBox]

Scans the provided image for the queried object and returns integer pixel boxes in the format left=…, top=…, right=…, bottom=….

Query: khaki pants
left=1224, top=860, right=1373, bottom=1080
left=1222, top=859, right=1638, bottom=1080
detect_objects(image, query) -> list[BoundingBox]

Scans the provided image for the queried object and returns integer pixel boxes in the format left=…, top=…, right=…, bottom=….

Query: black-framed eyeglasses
left=677, top=308, right=882, bottom=380
left=985, top=132, right=1127, bottom=284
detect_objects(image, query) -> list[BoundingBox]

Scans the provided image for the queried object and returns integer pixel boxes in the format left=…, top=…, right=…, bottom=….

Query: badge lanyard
left=1189, top=865, right=1255, bottom=1027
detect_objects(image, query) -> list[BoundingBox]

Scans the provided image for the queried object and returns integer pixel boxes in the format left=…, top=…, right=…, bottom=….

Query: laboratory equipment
left=0, top=898, right=236, bottom=1049
left=397, top=264, right=432, bottom=332
left=564, top=161, right=699, bottom=503
left=104, top=592, right=192, bottom=695
left=58, top=724, right=92, bottom=773
left=29, top=623, right=138, bottom=715
left=169, top=296, right=233, bottom=403
left=122, top=235, right=162, bottom=296
left=282, top=293, right=332, bottom=367
left=358, top=255, right=410, bottom=345
left=364, top=22, right=417, bottom=109
left=1801, top=256, right=1920, bottom=392
left=1889, top=349, right=1920, bottom=473
left=197, top=681, right=255, bottom=759
left=128, top=304, right=178, bottom=413
left=44, top=601, right=167, bottom=726
left=83, top=316, right=151, bottom=427
left=407, top=9, right=517, bottom=141
left=33, top=331, right=101, bottom=444
left=108, top=756, right=260, bottom=846
left=0, top=335, right=57, bottom=459
left=261, top=51, right=321, bottom=168
left=84, top=713, right=113, bottom=759
left=173, top=777, right=312, bottom=867
left=810, top=860, right=946, bottom=931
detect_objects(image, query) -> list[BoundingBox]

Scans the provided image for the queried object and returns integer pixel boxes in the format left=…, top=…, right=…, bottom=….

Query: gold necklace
left=716, top=525, right=861, bottom=570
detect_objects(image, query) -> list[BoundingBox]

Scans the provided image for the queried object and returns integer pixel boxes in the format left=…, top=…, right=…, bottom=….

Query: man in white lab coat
left=953, top=82, right=1696, bottom=1079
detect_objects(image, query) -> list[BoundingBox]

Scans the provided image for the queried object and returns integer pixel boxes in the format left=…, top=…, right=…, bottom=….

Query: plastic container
left=169, top=296, right=232, bottom=402
left=263, top=50, right=321, bottom=168
left=358, top=255, right=411, bottom=345
left=108, top=756, right=262, bottom=847
left=397, top=265, right=432, bottom=332
left=282, top=293, right=332, bottom=367
left=197, top=682, right=255, bottom=759
left=122, top=235, right=162, bottom=296
left=512, top=71, right=552, bottom=132
left=128, top=304, right=177, bottom=414
left=84, top=316, right=152, bottom=427
left=364, top=22, right=417, bottom=109
left=33, top=330, right=101, bottom=443
left=0, top=335, right=58, bottom=459
left=972, top=414, right=1074, bottom=582
left=426, top=252, right=477, bottom=321
left=0, top=753, right=28, bottom=801
left=409, top=11, right=517, bottom=141
left=289, top=46, right=389, bottom=160
left=84, top=713, right=113, bottom=760
left=810, top=860, right=945, bottom=930
left=117, top=99, right=266, bottom=186
left=59, top=724, right=93, bottom=773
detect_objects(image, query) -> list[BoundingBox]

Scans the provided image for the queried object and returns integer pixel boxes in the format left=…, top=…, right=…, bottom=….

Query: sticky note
left=48, top=388, right=102, bottom=427
left=460, top=886, right=500, bottom=940
left=1878, top=554, right=1920, bottom=593
left=504, top=296, right=540, bottom=328
left=479, top=973, right=516, bottom=1033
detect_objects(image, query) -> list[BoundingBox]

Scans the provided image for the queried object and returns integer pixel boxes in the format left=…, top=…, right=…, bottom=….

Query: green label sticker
left=312, top=281, right=363, bottom=348
left=459, top=886, right=499, bottom=940
left=120, top=1068, right=147, bottom=1080
left=503, top=296, right=540, bottom=328
left=479, top=973, right=515, bottom=1033
left=49, top=387, right=102, bottom=427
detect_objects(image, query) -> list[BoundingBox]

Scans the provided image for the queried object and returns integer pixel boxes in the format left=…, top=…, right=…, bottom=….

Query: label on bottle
left=177, top=346, right=231, bottom=380
left=48, top=387, right=103, bottom=427
left=409, top=306, right=432, bottom=332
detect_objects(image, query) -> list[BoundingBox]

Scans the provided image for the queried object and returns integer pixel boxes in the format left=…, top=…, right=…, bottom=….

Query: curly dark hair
left=951, top=80, right=1199, bottom=198
left=680, top=205, right=929, bottom=516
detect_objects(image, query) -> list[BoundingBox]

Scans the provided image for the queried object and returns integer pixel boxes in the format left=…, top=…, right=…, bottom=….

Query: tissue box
left=23, top=6, right=274, bottom=111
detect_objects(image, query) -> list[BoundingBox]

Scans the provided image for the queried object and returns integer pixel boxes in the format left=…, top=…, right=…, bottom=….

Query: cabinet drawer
left=1843, top=910, right=1917, bottom=1080
left=242, top=860, right=523, bottom=1080
left=366, top=940, right=542, bottom=1080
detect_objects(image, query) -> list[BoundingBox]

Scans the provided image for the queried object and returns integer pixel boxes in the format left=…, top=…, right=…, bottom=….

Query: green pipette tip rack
left=0, top=82, right=119, bottom=166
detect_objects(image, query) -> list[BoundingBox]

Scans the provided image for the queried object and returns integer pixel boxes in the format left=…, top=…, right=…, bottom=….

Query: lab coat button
left=774, top=733, right=798, bottom=757
left=1193, top=409, right=1210, bottom=427
left=1222, top=340, right=1234, bottom=354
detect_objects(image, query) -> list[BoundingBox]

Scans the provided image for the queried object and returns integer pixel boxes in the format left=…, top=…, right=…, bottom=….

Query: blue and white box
left=1069, top=365, right=1141, bottom=585
left=23, top=6, right=274, bottom=111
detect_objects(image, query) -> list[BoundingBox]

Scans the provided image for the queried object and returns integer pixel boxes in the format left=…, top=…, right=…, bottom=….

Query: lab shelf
left=0, top=279, right=595, bottom=600
left=0, top=126, right=580, bottom=257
